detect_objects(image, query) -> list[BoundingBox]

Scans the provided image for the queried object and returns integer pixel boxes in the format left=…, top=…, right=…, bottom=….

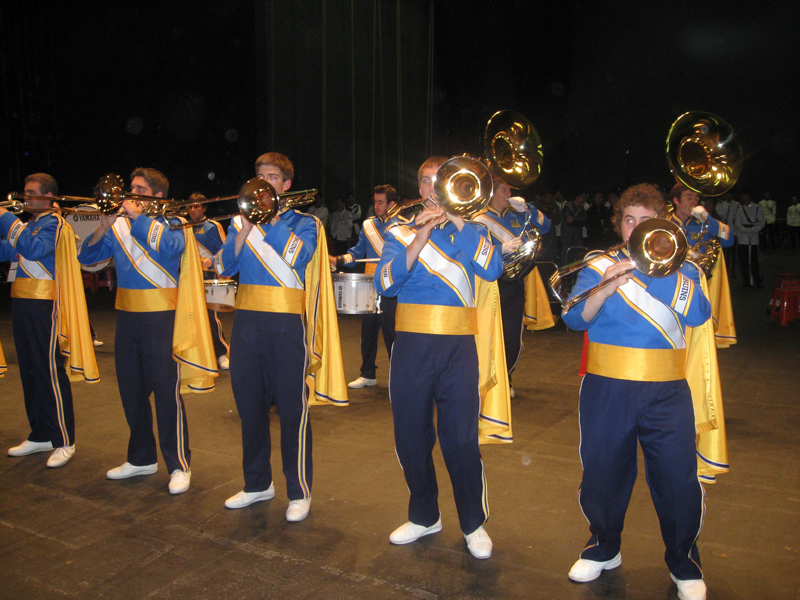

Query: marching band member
left=563, top=184, right=711, bottom=600
left=329, top=184, right=399, bottom=389
left=668, top=184, right=736, bottom=347
left=1, top=173, right=98, bottom=468
left=376, top=157, right=504, bottom=559
left=186, top=194, right=230, bottom=370
left=78, top=168, right=216, bottom=495
left=216, top=152, right=347, bottom=522
left=473, top=179, right=552, bottom=397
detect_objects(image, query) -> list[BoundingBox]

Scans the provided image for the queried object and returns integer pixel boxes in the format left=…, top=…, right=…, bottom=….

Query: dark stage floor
left=1, top=251, right=799, bottom=600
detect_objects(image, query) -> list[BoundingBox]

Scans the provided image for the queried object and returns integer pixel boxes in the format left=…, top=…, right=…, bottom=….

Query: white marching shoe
left=106, top=462, right=158, bottom=480
left=568, top=552, right=622, bottom=582
left=218, top=355, right=230, bottom=370
left=464, top=525, right=493, bottom=559
left=47, top=445, right=75, bottom=468
left=348, top=377, right=376, bottom=389
left=169, top=469, right=191, bottom=495
left=670, top=573, right=707, bottom=600
left=286, top=497, right=311, bottom=522
left=225, top=484, right=275, bottom=509
left=389, top=516, right=442, bottom=544
left=8, top=440, right=53, bottom=456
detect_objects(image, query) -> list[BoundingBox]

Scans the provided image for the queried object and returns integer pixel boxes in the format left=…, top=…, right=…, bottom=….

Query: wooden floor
left=1, top=249, right=799, bottom=600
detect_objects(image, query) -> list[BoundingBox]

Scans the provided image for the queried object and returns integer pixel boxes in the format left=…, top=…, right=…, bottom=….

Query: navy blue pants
left=12, top=298, right=75, bottom=448
left=499, top=281, right=525, bottom=381
left=230, top=310, right=311, bottom=500
left=115, top=311, right=190, bottom=473
left=578, top=374, right=704, bottom=580
left=359, top=295, right=397, bottom=379
left=389, top=331, right=487, bottom=535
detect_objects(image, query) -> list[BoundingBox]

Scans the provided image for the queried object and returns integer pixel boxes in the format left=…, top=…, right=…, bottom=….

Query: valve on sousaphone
left=666, top=111, right=742, bottom=198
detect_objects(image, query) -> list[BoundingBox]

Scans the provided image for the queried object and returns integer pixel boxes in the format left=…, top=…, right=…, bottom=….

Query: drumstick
left=354, top=258, right=380, bottom=263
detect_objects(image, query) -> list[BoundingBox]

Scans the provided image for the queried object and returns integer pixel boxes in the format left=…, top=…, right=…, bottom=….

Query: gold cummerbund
left=587, top=341, right=686, bottom=382
left=236, top=284, right=305, bottom=314
left=396, top=303, right=478, bottom=335
left=116, top=288, right=178, bottom=312
left=11, top=279, right=56, bottom=300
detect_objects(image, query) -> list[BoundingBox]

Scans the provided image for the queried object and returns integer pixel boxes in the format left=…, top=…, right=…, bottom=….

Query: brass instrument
left=0, top=198, right=26, bottom=213
left=386, top=155, right=493, bottom=221
left=485, top=110, right=545, bottom=282
left=551, top=219, right=688, bottom=313
left=666, top=111, right=742, bottom=197
left=167, top=178, right=317, bottom=229
left=666, top=112, right=741, bottom=275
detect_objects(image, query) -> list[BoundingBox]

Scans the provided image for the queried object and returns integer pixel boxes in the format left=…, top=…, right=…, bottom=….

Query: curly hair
left=610, top=183, right=667, bottom=235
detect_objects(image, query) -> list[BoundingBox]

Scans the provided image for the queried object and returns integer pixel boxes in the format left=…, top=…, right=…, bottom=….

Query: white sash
left=18, top=257, right=52, bottom=280
left=593, top=256, right=685, bottom=349
left=113, top=220, right=177, bottom=288
left=363, top=218, right=385, bottom=255
left=473, top=214, right=514, bottom=242
left=390, top=226, right=474, bottom=307
left=233, top=216, right=303, bottom=289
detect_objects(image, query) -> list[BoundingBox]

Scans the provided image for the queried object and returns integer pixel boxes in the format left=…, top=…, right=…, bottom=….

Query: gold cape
left=173, top=222, right=219, bottom=393
left=304, top=219, right=349, bottom=406
left=708, top=252, right=737, bottom=348
left=54, top=217, right=99, bottom=383
left=523, top=266, right=556, bottom=330
left=0, top=339, right=6, bottom=377
left=475, top=278, right=512, bottom=444
left=685, top=272, right=729, bottom=482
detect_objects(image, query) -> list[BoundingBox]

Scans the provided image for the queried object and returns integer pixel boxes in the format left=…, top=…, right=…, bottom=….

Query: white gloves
left=508, top=196, right=528, bottom=213
left=691, top=205, right=709, bottom=220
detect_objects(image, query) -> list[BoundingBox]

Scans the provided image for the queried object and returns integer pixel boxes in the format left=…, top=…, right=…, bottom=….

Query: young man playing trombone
left=562, top=184, right=711, bottom=600
left=376, top=156, right=503, bottom=559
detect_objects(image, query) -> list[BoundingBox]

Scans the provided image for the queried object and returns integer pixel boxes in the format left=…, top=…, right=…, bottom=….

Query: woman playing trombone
left=562, top=183, right=711, bottom=600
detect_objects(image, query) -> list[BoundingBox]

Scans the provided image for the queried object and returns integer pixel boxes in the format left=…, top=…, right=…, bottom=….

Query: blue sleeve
left=78, top=228, right=115, bottom=265
left=639, top=262, right=711, bottom=327
left=374, top=233, right=409, bottom=297
left=454, top=222, right=503, bottom=282
left=0, top=213, right=57, bottom=261
left=215, top=220, right=241, bottom=276
left=561, top=263, right=604, bottom=331
left=0, top=239, right=16, bottom=262
left=264, top=215, right=318, bottom=270
left=130, top=216, right=185, bottom=259
left=528, top=204, right=551, bottom=235
left=705, top=215, right=734, bottom=248
left=342, top=227, right=370, bottom=264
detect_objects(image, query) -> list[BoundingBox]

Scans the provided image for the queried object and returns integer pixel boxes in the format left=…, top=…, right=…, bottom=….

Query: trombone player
left=376, top=156, right=503, bottom=559
left=1, top=173, right=98, bottom=468
left=562, top=184, right=711, bottom=600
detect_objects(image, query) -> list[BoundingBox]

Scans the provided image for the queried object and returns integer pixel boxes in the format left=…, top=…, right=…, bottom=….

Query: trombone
left=551, top=219, right=688, bottom=313
left=166, top=178, right=318, bottom=229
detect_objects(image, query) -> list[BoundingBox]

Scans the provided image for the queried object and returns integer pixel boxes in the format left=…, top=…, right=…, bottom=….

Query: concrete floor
left=1, top=250, right=799, bottom=600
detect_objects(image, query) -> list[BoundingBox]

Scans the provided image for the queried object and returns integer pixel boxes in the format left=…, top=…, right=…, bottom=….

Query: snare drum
left=332, top=273, right=376, bottom=314
left=204, top=280, right=237, bottom=312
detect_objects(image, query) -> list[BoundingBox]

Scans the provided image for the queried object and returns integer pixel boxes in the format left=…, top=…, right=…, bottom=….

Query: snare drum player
left=376, top=157, right=503, bottom=559
left=79, top=168, right=216, bottom=495
left=329, top=184, right=399, bottom=389
left=562, top=184, right=711, bottom=600
left=473, top=178, right=551, bottom=398
left=187, top=194, right=230, bottom=370
left=215, top=152, right=346, bottom=521
left=1, top=173, right=98, bottom=468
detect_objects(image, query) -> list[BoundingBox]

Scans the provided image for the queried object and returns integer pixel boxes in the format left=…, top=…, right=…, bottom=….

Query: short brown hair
left=668, top=183, right=695, bottom=206
left=611, top=183, right=667, bottom=235
left=255, top=152, right=294, bottom=181
left=374, top=184, right=398, bottom=205
left=417, top=156, right=448, bottom=186
left=130, top=168, right=169, bottom=196
left=24, top=173, right=58, bottom=195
